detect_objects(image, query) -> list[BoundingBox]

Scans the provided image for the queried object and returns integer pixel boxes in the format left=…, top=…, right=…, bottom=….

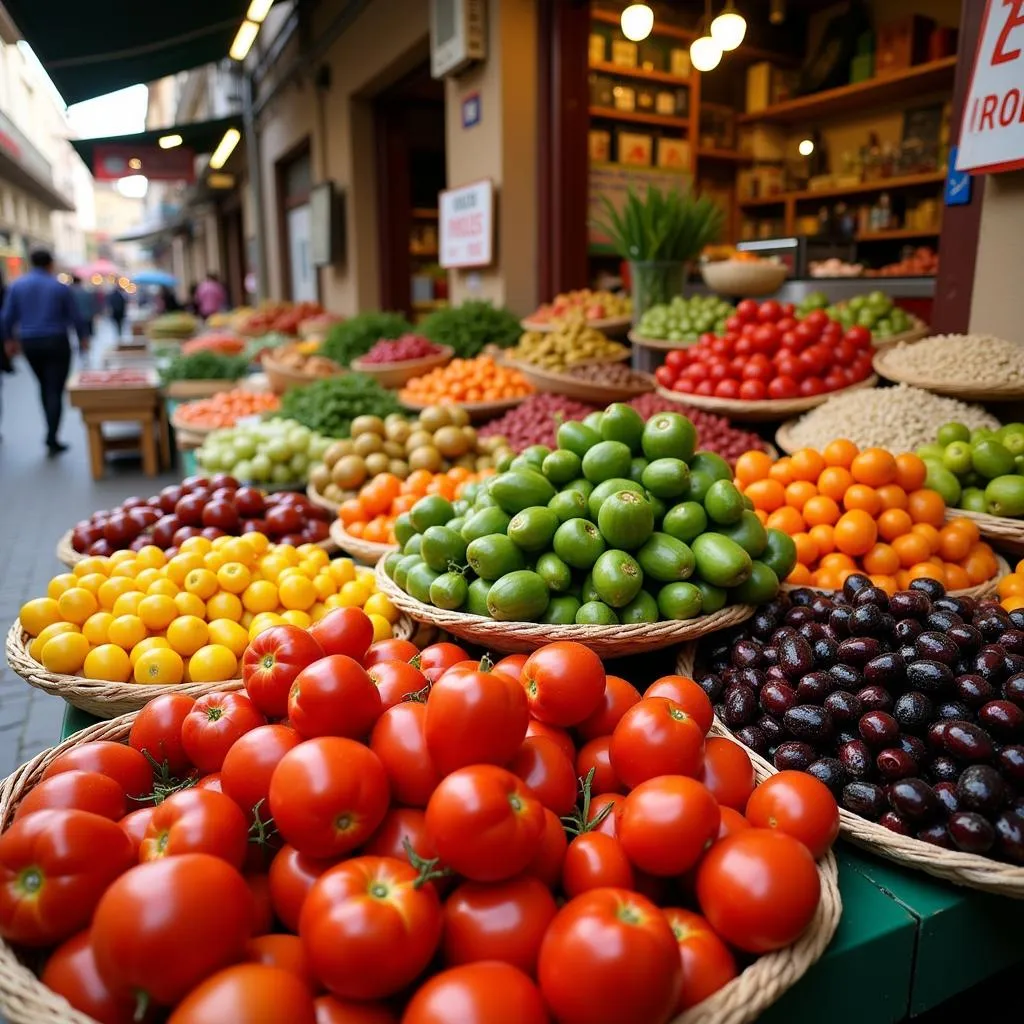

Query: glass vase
left=629, top=261, right=686, bottom=320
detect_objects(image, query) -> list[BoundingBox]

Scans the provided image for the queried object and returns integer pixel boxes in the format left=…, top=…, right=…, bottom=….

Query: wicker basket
left=0, top=711, right=840, bottom=1024
left=655, top=377, right=879, bottom=423
left=262, top=354, right=345, bottom=395
left=507, top=361, right=655, bottom=404
left=944, top=508, right=1024, bottom=556
left=351, top=346, right=454, bottom=388
left=870, top=318, right=930, bottom=349
left=400, top=394, right=529, bottom=423
left=628, top=330, right=698, bottom=353
left=330, top=521, right=398, bottom=564
left=6, top=621, right=242, bottom=718
left=873, top=347, right=1024, bottom=402
left=306, top=482, right=346, bottom=516
left=55, top=530, right=83, bottom=569
left=700, top=260, right=788, bottom=298
left=520, top=314, right=632, bottom=336
left=375, top=558, right=753, bottom=656
left=677, top=644, right=1024, bottom=897
left=162, top=379, right=241, bottom=400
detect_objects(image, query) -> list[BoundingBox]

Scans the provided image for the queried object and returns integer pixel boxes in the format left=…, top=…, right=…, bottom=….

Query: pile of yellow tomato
left=19, top=533, right=398, bottom=686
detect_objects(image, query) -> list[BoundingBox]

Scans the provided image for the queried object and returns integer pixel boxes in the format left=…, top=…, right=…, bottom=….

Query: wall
left=968, top=172, right=1024, bottom=343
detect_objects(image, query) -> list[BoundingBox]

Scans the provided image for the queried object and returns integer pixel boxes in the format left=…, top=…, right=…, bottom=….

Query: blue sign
left=945, top=146, right=972, bottom=207
left=462, top=93, right=481, bottom=129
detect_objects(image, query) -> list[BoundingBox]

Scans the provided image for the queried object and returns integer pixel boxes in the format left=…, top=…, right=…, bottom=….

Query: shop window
left=276, top=145, right=317, bottom=303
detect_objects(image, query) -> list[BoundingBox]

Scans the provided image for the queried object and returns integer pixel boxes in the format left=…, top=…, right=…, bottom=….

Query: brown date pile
left=698, top=575, right=1024, bottom=864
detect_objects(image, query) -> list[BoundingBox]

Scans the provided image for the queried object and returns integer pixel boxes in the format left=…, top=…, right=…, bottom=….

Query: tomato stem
left=17, top=866, right=42, bottom=896
left=408, top=653, right=422, bottom=670
left=403, top=838, right=452, bottom=889
left=560, top=768, right=613, bottom=836
left=133, top=990, right=150, bottom=1023
left=478, top=654, right=493, bottom=673
left=403, top=682, right=431, bottom=704
left=249, top=799, right=279, bottom=847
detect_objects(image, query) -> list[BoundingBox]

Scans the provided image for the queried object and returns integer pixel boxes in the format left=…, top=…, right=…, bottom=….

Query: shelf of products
left=412, top=208, right=438, bottom=219
left=856, top=227, right=941, bottom=242
left=697, top=148, right=752, bottom=163
left=738, top=171, right=946, bottom=209
left=589, top=106, right=690, bottom=129
left=589, top=60, right=690, bottom=87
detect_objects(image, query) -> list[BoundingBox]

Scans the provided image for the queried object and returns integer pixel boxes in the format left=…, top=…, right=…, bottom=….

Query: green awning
left=3, top=1, right=254, bottom=105
left=69, top=116, right=243, bottom=175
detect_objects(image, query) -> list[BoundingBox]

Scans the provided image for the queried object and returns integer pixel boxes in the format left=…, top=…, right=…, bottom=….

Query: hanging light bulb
left=798, top=138, right=814, bottom=156
left=711, top=2, right=746, bottom=51
left=620, top=3, right=654, bottom=42
left=690, top=35, right=722, bottom=72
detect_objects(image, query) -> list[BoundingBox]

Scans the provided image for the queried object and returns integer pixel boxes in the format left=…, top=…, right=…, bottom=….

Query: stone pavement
left=0, top=320, right=178, bottom=774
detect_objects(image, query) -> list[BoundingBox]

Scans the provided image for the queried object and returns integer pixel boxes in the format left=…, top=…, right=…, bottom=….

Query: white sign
left=439, top=179, right=494, bottom=268
left=957, top=0, right=1024, bottom=174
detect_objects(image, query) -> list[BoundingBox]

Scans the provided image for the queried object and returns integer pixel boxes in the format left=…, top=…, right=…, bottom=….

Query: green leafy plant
left=278, top=373, right=403, bottom=437
left=160, top=351, right=250, bottom=382
left=320, top=312, right=413, bottom=367
left=421, top=301, right=522, bottom=357
left=593, top=183, right=725, bottom=263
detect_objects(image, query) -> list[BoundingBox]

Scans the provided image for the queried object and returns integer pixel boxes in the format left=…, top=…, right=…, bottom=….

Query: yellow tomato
left=47, top=573, right=79, bottom=600
left=259, top=555, right=289, bottom=583
left=298, top=559, right=321, bottom=579
left=134, top=648, right=184, bottom=685
left=246, top=532, right=270, bottom=555
left=313, top=574, right=337, bottom=601
left=83, top=644, right=132, bottom=682
left=364, top=593, right=399, bottom=624
left=217, top=563, right=252, bottom=595
left=138, top=594, right=178, bottom=632
left=243, top=580, right=279, bottom=614
left=30, top=622, right=80, bottom=661
left=323, top=594, right=344, bottom=610
left=248, top=612, right=285, bottom=642
left=98, top=577, right=139, bottom=609
left=338, top=581, right=371, bottom=608
left=355, top=566, right=376, bottom=585
left=203, top=550, right=227, bottom=573
left=146, top=578, right=180, bottom=599
left=310, top=601, right=327, bottom=622
left=180, top=535, right=213, bottom=556
left=20, top=598, right=61, bottom=637
left=134, top=545, right=167, bottom=570
left=82, top=611, right=115, bottom=646
left=133, top=568, right=163, bottom=591
left=167, top=615, right=210, bottom=657
left=207, top=591, right=243, bottom=622
left=109, top=550, right=135, bottom=566
left=275, top=545, right=301, bottom=568
left=57, top=587, right=99, bottom=625
left=218, top=538, right=255, bottom=566
left=329, top=559, right=356, bottom=585
left=279, top=575, right=316, bottom=611
left=207, top=619, right=248, bottom=658
left=75, top=572, right=109, bottom=596
left=166, top=553, right=204, bottom=587
left=110, top=560, right=139, bottom=580
left=107, top=615, right=148, bottom=651
left=368, top=614, right=393, bottom=643
left=184, top=568, right=219, bottom=600
left=240, top=611, right=255, bottom=629
left=188, top=644, right=238, bottom=683
left=74, top=556, right=110, bottom=577
left=302, top=548, right=330, bottom=572
left=174, top=591, right=207, bottom=619
left=129, top=635, right=171, bottom=667
left=111, top=592, right=146, bottom=618
left=41, top=632, right=90, bottom=674
left=280, top=609, right=311, bottom=629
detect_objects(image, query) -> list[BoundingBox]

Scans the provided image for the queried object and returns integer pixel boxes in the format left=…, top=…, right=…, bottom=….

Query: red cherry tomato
left=758, top=299, right=782, bottom=323
left=845, top=324, right=871, bottom=347
left=42, top=741, right=153, bottom=800
left=525, top=807, right=569, bottom=889
left=610, top=697, right=705, bottom=788
left=575, top=736, right=619, bottom=796
left=509, top=736, right=578, bottom=816
left=403, top=962, right=549, bottom=1024
left=242, top=625, right=325, bottom=719
left=181, top=693, right=266, bottom=774
left=245, top=870, right=275, bottom=934
left=767, top=375, right=799, bottom=400
left=562, top=832, right=634, bottom=898
left=309, top=607, right=373, bottom=662
left=714, top=378, right=742, bottom=399
left=664, top=908, right=738, bottom=1011
left=288, top=655, right=382, bottom=740
left=166, top=963, right=316, bottom=1024
left=643, top=675, right=713, bottom=735
left=521, top=641, right=606, bottom=727
left=129, top=693, right=195, bottom=777
left=699, top=736, right=755, bottom=811
left=745, top=770, right=839, bottom=858
left=367, top=659, right=428, bottom=709
left=739, top=379, right=767, bottom=400
left=41, top=929, right=139, bottom=1024
left=655, top=366, right=676, bottom=387
left=369, top=701, right=441, bottom=808
left=268, top=844, right=333, bottom=933
left=139, top=788, right=249, bottom=868
left=14, top=770, right=125, bottom=822
left=119, top=806, right=155, bottom=854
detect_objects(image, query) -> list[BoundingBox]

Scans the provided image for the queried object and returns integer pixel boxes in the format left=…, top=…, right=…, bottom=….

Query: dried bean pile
left=565, top=363, right=654, bottom=390
left=478, top=393, right=598, bottom=450
left=883, top=334, right=1024, bottom=386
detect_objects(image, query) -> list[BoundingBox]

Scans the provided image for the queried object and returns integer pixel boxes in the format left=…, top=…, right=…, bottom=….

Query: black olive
left=810, top=595, right=836, bottom=621
left=838, top=739, right=873, bottom=779
left=842, top=573, right=873, bottom=602
left=927, top=756, right=961, bottom=783
left=917, top=823, right=953, bottom=848
left=974, top=606, right=1012, bottom=642
left=859, top=711, right=900, bottom=748
left=947, top=623, right=983, bottom=654
left=750, top=609, right=779, bottom=641
left=829, top=605, right=854, bottom=639
left=880, top=810, right=913, bottom=836
left=1004, top=652, right=1024, bottom=679
left=807, top=757, right=846, bottom=796
left=837, top=637, right=884, bottom=667
left=863, top=652, right=906, bottom=689
left=796, top=671, right=834, bottom=704
left=897, top=734, right=927, bottom=767
left=785, top=606, right=814, bottom=628
left=782, top=705, right=834, bottom=745
left=828, top=663, right=862, bottom=690
left=835, top=729, right=860, bottom=747
left=697, top=673, right=726, bottom=702
left=824, top=690, right=863, bottom=725
left=1000, top=629, right=1024, bottom=656
left=927, top=719, right=951, bottom=751
left=849, top=603, right=886, bottom=637
left=906, top=660, right=954, bottom=694
left=722, top=684, right=757, bottom=728
left=943, top=721, right=996, bottom=762
left=764, top=665, right=787, bottom=683
left=894, top=618, right=924, bottom=642
left=797, top=621, right=826, bottom=645
left=778, top=634, right=815, bottom=681
left=973, top=645, right=1008, bottom=684
left=762, top=646, right=780, bottom=666
left=894, top=691, right=933, bottom=734
left=914, top=631, right=959, bottom=665
left=1010, top=609, right=1024, bottom=630
left=812, top=636, right=839, bottom=668
left=997, top=745, right=1024, bottom=784
left=735, top=724, right=768, bottom=756
left=908, top=577, right=945, bottom=600
left=955, top=674, right=996, bottom=708
left=756, top=715, right=785, bottom=748
left=934, top=595, right=968, bottom=615
left=890, top=590, right=931, bottom=619
left=853, top=585, right=889, bottom=610
left=842, top=781, right=887, bottom=820
left=933, top=780, right=959, bottom=816
left=978, top=700, right=1024, bottom=739
left=759, top=681, right=797, bottom=717
left=856, top=685, right=894, bottom=713
left=731, top=638, right=764, bottom=668
left=774, top=740, right=817, bottom=771
left=888, top=778, right=939, bottom=821
left=898, top=644, right=919, bottom=663
left=734, top=667, right=765, bottom=691
left=947, top=811, right=996, bottom=854
left=994, top=812, right=1024, bottom=864
left=935, top=700, right=972, bottom=721
left=877, top=747, right=918, bottom=781
left=927, top=610, right=964, bottom=632
left=956, top=765, right=1006, bottom=815
left=790, top=589, right=815, bottom=608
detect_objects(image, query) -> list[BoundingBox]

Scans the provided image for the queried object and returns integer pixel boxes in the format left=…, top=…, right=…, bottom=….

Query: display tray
left=873, top=348, right=1024, bottom=401
left=399, top=394, right=528, bottom=422
left=701, top=259, right=788, bottom=298
left=871, top=319, right=930, bottom=349
left=943, top=508, right=1024, bottom=556
left=655, top=376, right=878, bottom=423
left=162, top=379, right=241, bottom=400
left=330, top=520, right=398, bottom=564
left=375, top=558, right=754, bottom=657
left=628, top=330, right=699, bottom=352
left=520, top=314, right=632, bottom=335
left=307, top=482, right=346, bottom=515
left=507, top=360, right=655, bottom=404
left=351, top=346, right=454, bottom=388
left=261, top=353, right=345, bottom=395
left=677, top=642, right=1024, bottom=897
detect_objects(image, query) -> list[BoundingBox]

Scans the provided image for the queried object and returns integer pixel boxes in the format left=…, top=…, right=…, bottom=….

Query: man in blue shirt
left=1, top=250, right=89, bottom=455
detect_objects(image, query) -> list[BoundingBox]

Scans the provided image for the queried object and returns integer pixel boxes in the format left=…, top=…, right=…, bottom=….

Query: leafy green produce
left=161, top=351, right=251, bottom=382
left=278, top=373, right=402, bottom=438
left=420, top=301, right=521, bottom=357
left=320, top=312, right=412, bottom=366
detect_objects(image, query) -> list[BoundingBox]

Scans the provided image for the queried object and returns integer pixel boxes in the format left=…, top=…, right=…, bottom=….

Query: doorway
left=276, top=143, right=318, bottom=302
left=373, top=63, right=447, bottom=318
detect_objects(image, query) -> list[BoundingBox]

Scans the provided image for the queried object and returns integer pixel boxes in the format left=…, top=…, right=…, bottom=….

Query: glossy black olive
left=829, top=605, right=854, bottom=639
left=956, top=764, right=1006, bottom=815
left=894, top=691, right=933, bottom=734
left=877, top=747, right=918, bottom=781
left=890, top=589, right=931, bottom=619
left=879, top=810, right=913, bottom=836
left=837, top=637, right=883, bottom=667
left=863, top=652, right=906, bottom=689
left=773, top=740, right=817, bottom=771
left=978, top=700, right=1024, bottom=739
left=838, top=739, right=873, bottom=779
left=731, top=638, right=764, bottom=668
left=955, top=673, right=996, bottom=708
left=859, top=711, right=900, bottom=748
left=828, top=663, right=863, bottom=690
left=856, top=685, right=894, bottom=713
left=927, top=755, right=961, bottom=783
left=894, top=617, right=924, bottom=642
left=935, top=700, right=972, bottom=721
left=722, top=684, right=757, bottom=728
left=807, top=757, right=846, bottom=796
left=842, top=573, right=873, bottom=602
left=908, top=577, right=944, bottom=600
left=914, top=631, right=959, bottom=665
left=906, top=659, right=954, bottom=694
left=697, top=673, right=726, bottom=702
left=796, top=671, right=834, bottom=704
left=994, top=812, right=1024, bottom=864
left=853, top=585, right=889, bottom=610
left=888, top=778, right=939, bottom=821
left=947, top=623, right=983, bottom=654
left=782, top=705, right=834, bottom=745
left=756, top=715, right=785, bottom=749
left=943, top=720, right=995, bottom=762
left=997, top=745, right=1024, bottom=784
left=735, top=725, right=768, bottom=756
left=759, top=681, right=797, bottom=717
left=916, top=823, right=953, bottom=848
left=926, top=610, right=963, bottom=633
left=823, top=690, right=863, bottom=725
left=849, top=603, right=886, bottom=637
left=778, top=634, right=815, bottom=681
left=947, top=811, right=996, bottom=854
left=842, top=781, right=887, bottom=820
left=933, top=780, right=959, bottom=816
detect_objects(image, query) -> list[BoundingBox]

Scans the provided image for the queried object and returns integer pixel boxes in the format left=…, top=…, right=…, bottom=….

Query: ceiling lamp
left=620, top=3, right=654, bottom=42
left=711, top=2, right=746, bottom=51
left=798, top=138, right=814, bottom=156
left=690, top=34, right=722, bottom=72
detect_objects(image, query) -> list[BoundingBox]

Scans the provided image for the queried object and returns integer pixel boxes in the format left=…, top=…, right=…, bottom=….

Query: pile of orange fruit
left=399, top=355, right=534, bottom=406
left=997, top=561, right=1024, bottom=612
left=735, top=442, right=1002, bottom=594
left=338, top=467, right=494, bottom=545
left=174, top=389, right=280, bottom=430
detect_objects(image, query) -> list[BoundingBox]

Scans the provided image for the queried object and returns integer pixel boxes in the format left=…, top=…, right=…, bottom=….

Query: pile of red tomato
left=0, top=607, right=839, bottom=1024
left=654, top=298, right=875, bottom=402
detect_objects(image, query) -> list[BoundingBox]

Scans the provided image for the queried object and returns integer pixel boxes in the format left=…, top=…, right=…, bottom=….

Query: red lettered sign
left=439, top=179, right=494, bottom=268
left=957, top=0, right=1024, bottom=174
left=93, top=144, right=196, bottom=182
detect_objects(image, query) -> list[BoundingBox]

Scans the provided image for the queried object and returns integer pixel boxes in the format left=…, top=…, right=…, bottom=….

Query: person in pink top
left=194, top=272, right=228, bottom=318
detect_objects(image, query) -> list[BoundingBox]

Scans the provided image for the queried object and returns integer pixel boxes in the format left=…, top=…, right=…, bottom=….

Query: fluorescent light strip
left=210, top=128, right=241, bottom=169
left=229, top=20, right=260, bottom=61
left=158, top=134, right=183, bottom=149
left=246, top=0, right=274, bottom=23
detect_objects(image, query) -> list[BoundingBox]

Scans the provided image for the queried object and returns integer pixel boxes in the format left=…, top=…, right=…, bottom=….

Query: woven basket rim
left=677, top=643, right=1024, bottom=897
left=520, top=314, right=633, bottom=333
left=55, top=529, right=83, bottom=569
left=350, top=345, right=454, bottom=373
left=399, top=394, right=530, bottom=418
left=873, top=347, right=1024, bottom=400
left=306, top=482, right=346, bottom=515
left=944, top=507, right=1024, bottom=540
left=330, top=520, right=398, bottom=564
left=506, top=359, right=654, bottom=404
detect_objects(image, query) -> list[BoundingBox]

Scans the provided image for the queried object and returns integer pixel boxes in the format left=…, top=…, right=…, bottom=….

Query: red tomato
left=745, top=770, right=839, bottom=858
left=195, top=773, right=223, bottom=793
left=269, top=844, right=333, bottom=933
left=643, top=675, right=713, bottom=735
left=655, top=365, right=675, bottom=387
left=758, top=299, right=782, bottom=323
left=309, top=607, right=373, bottom=662
left=129, top=693, right=195, bottom=777
left=42, top=741, right=153, bottom=800
left=92, top=854, right=253, bottom=1007
left=417, top=642, right=470, bottom=682
left=246, top=871, right=274, bottom=935
left=699, top=737, right=755, bottom=811
left=288, top=655, right=382, bottom=740
left=367, top=659, right=428, bottom=709
left=736, top=299, right=759, bottom=322
left=139, top=788, right=249, bottom=868
left=300, top=856, right=441, bottom=1000
left=315, top=996, right=398, bottom=1023
left=243, top=625, right=325, bottom=719
left=610, top=697, right=705, bottom=789
left=269, top=738, right=389, bottom=859
left=696, top=829, right=820, bottom=954
left=0, top=809, right=134, bottom=946
left=14, top=770, right=125, bottom=822
left=41, top=929, right=139, bottom=1024
left=799, top=376, right=826, bottom=397
left=362, top=638, right=418, bottom=668
left=509, top=736, right=578, bottom=816
left=362, top=808, right=439, bottom=869
left=492, top=653, right=528, bottom=680
left=246, top=933, right=317, bottom=989
left=718, top=806, right=752, bottom=840
left=181, top=692, right=266, bottom=774
left=562, top=832, right=634, bottom=898
left=587, top=793, right=624, bottom=836
left=767, top=375, right=799, bottom=399
left=576, top=675, right=639, bottom=741
left=714, top=378, right=741, bottom=399
left=120, top=806, right=155, bottom=854
left=167, top=963, right=316, bottom=1024
left=665, top=348, right=688, bottom=370
left=521, top=642, right=605, bottom=727
left=425, top=766, right=544, bottom=882
left=524, top=719, right=576, bottom=761
left=221, top=723, right=302, bottom=822
left=369, top=701, right=440, bottom=808
left=538, top=888, right=681, bottom=1024
left=575, top=737, right=619, bottom=796
left=845, top=324, right=871, bottom=347
left=802, top=309, right=829, bottom=331
left=406, top=962, right=548, bottom=1024
left=525, top=807, right=568, bottom=888
left=441, top=875, right=557, bottom=974
left=663, top=908, right=737, bottom=1010
left=739, top=379, right=768, bottom=400
left=424, top=662, right=529, bottom=776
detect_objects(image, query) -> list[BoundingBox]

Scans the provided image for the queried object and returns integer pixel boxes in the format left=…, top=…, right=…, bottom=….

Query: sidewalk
left=0, top=320, right=178, bottom=774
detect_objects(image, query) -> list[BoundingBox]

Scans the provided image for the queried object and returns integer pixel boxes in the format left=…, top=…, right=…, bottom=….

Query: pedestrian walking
left=70, top=276, right=96, bottom=343
left=158, top=285, right=181, bottom=313
left=194, top=271, right=228, bottom=319
left=108, top=285, right=126, bottom=337
left=1, top=250, right=90, bottom=456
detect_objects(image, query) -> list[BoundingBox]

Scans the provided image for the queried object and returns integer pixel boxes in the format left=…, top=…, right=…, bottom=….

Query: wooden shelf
left=738, top=171, right=945, bottom=208
left=410, top=248, right=439, bottom=258
left=856, top=227, right=941, bottom=242
left=589, top=60, right=690, bottom=86
left=589, top=106, right=688, bottom=129
left=738, top=57, right=957, bottom=125
left=697, top=148, right=752, bottom=163
left=412, top=208, right=438, bottom=219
